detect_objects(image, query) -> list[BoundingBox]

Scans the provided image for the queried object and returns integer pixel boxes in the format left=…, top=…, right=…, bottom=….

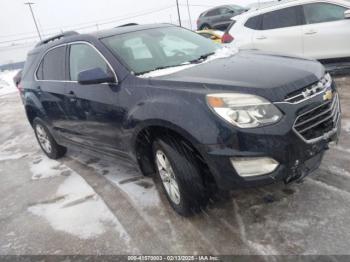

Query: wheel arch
left=133, top=121, right=216, bottom=188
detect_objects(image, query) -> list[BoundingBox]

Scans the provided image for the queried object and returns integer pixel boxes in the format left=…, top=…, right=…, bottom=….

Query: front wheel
left=153, top=137, right=208, bottom=216
left=33, top=118, right=67, bottom=159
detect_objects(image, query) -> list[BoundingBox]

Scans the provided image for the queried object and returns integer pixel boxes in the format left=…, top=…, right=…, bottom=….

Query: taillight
left=17, top=82, right=24, bottom=93
left=222, top=32, right=234, bottom=43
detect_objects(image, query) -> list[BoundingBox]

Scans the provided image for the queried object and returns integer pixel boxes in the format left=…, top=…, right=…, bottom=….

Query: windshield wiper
left=135, top=64, right=187, bottom=76
left=135, top=52, right=216, bottom=75
left=189, top=52, right=215, bottom=64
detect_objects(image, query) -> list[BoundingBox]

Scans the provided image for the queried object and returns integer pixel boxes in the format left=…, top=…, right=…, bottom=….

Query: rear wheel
left=153, top=136, right=208, bottom=216
left=33, top=118, right=67, bottom=159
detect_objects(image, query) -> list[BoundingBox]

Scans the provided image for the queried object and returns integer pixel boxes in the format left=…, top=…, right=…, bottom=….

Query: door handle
left=67, top=91, right=76, bottom=97
left=67, top=91, right=77, bottom=102
left=256, top=35, right=267, bottom=40
left=305, top=30, right=317, bottom=35
left=35, top=86, right=42, bottom=94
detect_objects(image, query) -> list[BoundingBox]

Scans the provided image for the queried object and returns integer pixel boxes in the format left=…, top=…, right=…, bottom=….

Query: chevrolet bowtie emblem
left=323, top=90, right=333, bottom=101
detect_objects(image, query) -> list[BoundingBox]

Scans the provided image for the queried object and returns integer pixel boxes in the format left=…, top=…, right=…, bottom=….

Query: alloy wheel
left=155, top=150, right=181, bottom=205
left=36, top=124, right=52, bottom=154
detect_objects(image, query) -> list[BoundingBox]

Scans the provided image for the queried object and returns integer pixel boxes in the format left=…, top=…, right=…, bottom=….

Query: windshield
left=101, top=26, right=220, bottom=75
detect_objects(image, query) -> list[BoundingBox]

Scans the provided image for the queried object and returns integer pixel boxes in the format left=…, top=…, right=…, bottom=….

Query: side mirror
left=345, top=10, right=350, bottom=19
left=210, top=35, right=217, bottom=40
left=78, top=67, right=115, bottom=85
left=227, top=10, right=235, bottom=15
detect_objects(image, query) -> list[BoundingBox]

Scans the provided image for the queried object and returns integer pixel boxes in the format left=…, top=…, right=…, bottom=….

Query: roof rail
left=35, top=31, right=79, bottom=47
left=248, top=0, right=297, bottom=11
left=116, top=23, right=139, bottom=28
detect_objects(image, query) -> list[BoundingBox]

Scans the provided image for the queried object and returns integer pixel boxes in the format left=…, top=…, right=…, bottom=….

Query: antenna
left=24, top=2, right=42, bottom=40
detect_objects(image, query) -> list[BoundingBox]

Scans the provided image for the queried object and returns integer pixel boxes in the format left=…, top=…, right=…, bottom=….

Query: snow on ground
left=342, top=119, right=350, bottom=133
left=30, top=156, right=71, bottom=180
left=28, top=161, right=132, bottom=242
left=0, top=70, right=19, bottom=97
left=68, top=152, right=162, bottom=209
left=139, top=46, right=238, bottom=78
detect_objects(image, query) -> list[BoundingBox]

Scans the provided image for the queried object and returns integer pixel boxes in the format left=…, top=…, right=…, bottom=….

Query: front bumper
left=199, top=90, right=341, bottom=190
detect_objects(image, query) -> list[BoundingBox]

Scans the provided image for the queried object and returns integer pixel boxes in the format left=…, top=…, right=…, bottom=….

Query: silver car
left=196, top=5, right=247, bottom=30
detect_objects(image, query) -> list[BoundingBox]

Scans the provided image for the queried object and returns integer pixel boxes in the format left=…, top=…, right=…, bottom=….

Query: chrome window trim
left=34, top=41, right=118, bottom=84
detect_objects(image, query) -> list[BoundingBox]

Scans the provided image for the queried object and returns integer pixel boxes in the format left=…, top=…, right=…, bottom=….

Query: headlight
left=207, top=93, right=282, bottom=128
left=321, top=72, right=332, bottom=89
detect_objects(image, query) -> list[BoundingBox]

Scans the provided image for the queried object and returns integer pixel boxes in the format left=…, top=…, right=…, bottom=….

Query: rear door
left=252, top=6, right=304, bottom=56
left=35, top=45, right=69, bottom=138
left=301, top=2, right=350, bottom=59
left=63, top=42, right=125, bottom=154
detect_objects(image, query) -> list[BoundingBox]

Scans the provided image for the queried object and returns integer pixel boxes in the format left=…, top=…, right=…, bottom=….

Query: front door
left=63, top=42, right=125, bottom=155
left=302, top=2, right=350, bottom=60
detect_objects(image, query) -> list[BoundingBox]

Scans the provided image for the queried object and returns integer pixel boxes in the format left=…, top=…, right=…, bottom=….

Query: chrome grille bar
left=293, top=93, right=340, bottom=143
left=294, top=97, right=337, bottom=129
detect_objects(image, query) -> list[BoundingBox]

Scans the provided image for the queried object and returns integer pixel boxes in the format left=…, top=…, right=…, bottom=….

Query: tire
left=33, top=118, right=67, bottom=159
left=153, top=136, right=208, bottom=216
left=200, top=24, right=211, bottom=30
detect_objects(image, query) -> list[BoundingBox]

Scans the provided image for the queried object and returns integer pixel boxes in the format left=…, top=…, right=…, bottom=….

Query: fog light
left=231, top=157, right=279, bottom=177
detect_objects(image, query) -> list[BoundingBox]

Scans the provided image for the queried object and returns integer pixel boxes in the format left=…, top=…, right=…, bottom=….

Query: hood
left=149, top=50, right=325, bottom=102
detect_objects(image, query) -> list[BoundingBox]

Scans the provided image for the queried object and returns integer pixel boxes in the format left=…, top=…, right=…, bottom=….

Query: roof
left=247, top=0, right=350, bottom=12
left=28, top=23, right=174, bottom=55
left=92, top=23, right=173, bottom=39
left=236, top=0, right=350, bottom=19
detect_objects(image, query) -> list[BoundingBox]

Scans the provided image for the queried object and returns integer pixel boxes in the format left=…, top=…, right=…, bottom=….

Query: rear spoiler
left=35, top=31, right=79, bottom=47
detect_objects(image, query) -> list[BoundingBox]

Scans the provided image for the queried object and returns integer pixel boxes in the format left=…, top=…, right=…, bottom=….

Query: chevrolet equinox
left=20, top=24, right=341, bottom=216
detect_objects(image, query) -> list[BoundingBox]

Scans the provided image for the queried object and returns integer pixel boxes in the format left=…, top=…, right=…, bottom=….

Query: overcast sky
left=0, top=0, right=262, bottom=64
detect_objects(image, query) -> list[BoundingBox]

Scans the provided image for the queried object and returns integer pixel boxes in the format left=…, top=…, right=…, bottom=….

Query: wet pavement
left=0, top=76, right=350, bottom=255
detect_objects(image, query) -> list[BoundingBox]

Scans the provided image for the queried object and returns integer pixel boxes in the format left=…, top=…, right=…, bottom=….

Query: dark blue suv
left=20, top=24, right=341, bottom=216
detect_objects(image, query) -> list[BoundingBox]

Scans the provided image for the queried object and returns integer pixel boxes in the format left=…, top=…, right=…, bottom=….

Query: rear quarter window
left=245, top=15, right=262, bottom=30
left=22, top=53, right=37, bottom=80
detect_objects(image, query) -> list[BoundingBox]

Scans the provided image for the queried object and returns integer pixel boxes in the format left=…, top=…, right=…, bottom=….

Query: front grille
left=293, top=93, right=340, bottom=143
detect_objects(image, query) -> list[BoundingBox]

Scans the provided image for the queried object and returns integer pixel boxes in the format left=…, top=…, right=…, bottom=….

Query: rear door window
left=37, top=46, right=66, bottom=80
left=262, top=6, right=301, bottom=30
left=303, top=3, right=347, bottom=24
left=206, top=8, right=220, bottom=17
left=219, top=8, right=233, bottom=15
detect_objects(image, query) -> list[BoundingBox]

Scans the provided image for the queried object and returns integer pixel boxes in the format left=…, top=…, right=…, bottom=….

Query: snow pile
left=30, top=157, right=71, bottom=180
left=139, top=46, right=238, bottom=78
left=28, top=167, right=131, bottom=241
left=0, top=70, right=19, bottom=96
left=0, top=152, right=26, bottom=161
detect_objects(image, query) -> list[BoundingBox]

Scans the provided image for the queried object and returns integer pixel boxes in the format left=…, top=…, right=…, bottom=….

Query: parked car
left=197, top=5, right=247, bottom=30
left=196, top=29, right=224, bottom=43
left=223, top=0, right=350, bottom=61
left=21, top=24, right=341, bottom=216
